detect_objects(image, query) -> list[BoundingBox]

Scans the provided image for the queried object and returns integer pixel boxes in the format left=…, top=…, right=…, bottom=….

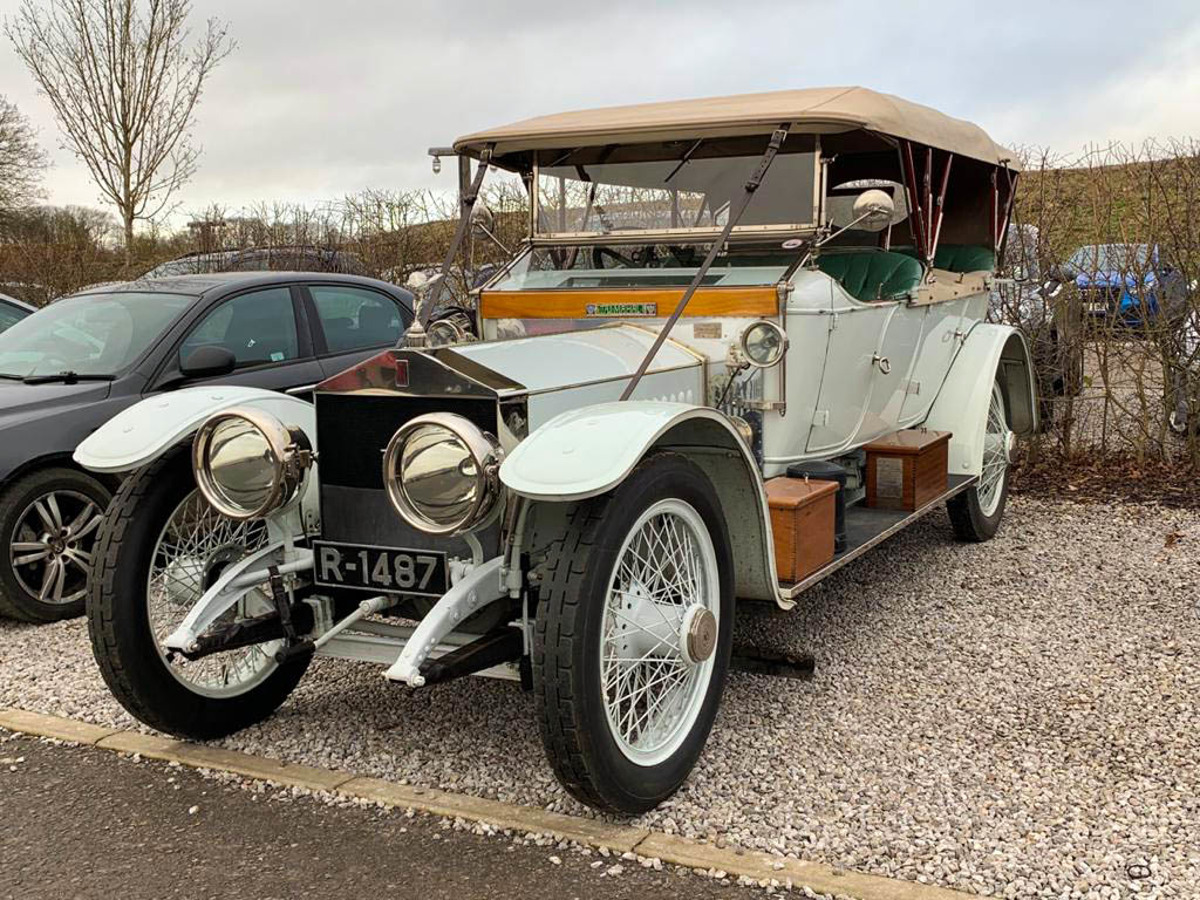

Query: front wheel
left=948, top=378, right=1012, bottom=542
left=87, top=448, right=310, bottom=739
left=533, top=453, right=734, bottom=815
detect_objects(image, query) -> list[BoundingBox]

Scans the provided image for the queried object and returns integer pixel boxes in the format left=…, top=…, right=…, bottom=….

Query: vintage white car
left=76, top=87, right=1035, bottom=814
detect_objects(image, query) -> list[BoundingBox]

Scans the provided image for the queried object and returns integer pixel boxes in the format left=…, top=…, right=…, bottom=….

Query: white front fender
left=73, top=386, right=317, bottom=474
left=923, top=324, right=1037, bottom=477
left=501, top=401, right=746, bottom=501
left=501, top=401, right=785, bottom=606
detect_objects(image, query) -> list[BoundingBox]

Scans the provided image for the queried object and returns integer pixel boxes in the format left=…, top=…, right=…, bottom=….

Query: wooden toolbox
left=765, top=477, right=839, bottom=583
left=864, top=429, right=951, bottom=511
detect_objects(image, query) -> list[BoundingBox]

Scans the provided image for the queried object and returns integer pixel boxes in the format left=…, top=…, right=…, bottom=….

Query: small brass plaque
left=584, top=302, right=657, bottom=317
left=876, top=456, right=904, bottom=500
left=693, top=322, right=722, bottom=339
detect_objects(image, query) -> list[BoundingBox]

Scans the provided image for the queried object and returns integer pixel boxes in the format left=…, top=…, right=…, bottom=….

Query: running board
left=779, top=473, right=977, bottom=599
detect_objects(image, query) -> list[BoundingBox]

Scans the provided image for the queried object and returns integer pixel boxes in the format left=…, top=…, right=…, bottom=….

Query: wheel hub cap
left=681, top=605, right=717, bottom=666
left=9, top=490, right=104, bottom=606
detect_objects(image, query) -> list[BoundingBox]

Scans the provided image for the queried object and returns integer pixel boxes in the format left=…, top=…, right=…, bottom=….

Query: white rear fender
left=502, top=401, right=785, bottom=606
left=924, top=323, right=1037, bottom=477
left=73, top=385, right=321, bottom=526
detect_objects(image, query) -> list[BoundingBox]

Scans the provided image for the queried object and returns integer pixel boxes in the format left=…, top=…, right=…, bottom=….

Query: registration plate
left=312, top=541, right=448, bottom=596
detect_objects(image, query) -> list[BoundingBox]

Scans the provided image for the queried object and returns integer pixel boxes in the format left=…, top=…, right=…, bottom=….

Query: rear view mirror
left=851, top=189, right=896, bottom=232
left=180, top=345, right=236, bottom=378
left=470, top=203, right=495, bottom=234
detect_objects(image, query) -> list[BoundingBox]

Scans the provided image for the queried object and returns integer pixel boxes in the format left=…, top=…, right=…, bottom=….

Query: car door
left=857, top=300, right=925, bottom=441
left=899, top=298, right=969, bottom=425
left=302, top=283, right=414, bottom=378
left=163, top=284, right=325, bottom=397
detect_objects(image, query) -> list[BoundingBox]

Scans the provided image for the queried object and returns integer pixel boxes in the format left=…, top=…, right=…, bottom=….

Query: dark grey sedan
left=0, top=272, right=413, bottom=622
left=0, top=292, right=33, bottom=334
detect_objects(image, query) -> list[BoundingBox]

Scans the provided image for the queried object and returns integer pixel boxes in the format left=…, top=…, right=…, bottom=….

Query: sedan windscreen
left=0, top=291, right=191, bottom=379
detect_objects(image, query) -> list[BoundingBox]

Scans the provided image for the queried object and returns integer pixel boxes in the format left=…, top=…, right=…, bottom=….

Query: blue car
left=1068, top=243, right=1185, bottom=326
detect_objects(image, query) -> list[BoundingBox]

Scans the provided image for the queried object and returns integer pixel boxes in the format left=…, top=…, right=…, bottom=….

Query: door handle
left=872, top=354, right=892, bottom=375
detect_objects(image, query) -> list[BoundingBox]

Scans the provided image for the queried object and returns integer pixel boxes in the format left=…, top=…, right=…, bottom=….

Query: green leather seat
left=816, top=251, right=923, bottom=302
left=933, top=244, right=995, bottom=272
left=895, top=244, right=996, bottom=273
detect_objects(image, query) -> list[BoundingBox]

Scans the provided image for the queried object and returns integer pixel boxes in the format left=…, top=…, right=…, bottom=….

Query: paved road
left=0, top=734, right=754, bottom=900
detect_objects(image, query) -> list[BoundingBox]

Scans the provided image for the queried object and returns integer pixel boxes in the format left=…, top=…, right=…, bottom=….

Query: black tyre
left=533, top=452, right=734, bottom=815
left=948, top=379, right=1012, bottom=542
left=87, top=448, right=310, bottom=739
left=0, top=467, right=110, bottom=622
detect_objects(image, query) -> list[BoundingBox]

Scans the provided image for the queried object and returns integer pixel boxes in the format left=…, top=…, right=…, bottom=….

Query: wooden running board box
left=765, top=478, right=839, bottom=583
left=864, top=429, right=951, bottom=511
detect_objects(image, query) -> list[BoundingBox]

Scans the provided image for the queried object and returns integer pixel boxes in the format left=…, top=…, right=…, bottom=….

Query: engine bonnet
left=317, top=324, right=704, bottom=413
left=450, top=324, right=700, bottom=393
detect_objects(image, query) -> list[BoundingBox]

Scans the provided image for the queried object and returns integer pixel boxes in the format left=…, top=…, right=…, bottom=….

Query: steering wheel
left=591, top=244, right=662, bottom=269
left=665, top=245, right=700, bottom=267
left=429, top=304, right=478, bottom=342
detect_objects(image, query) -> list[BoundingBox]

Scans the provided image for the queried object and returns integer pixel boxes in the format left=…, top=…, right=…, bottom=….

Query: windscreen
left=536, top=150, right=817, bottom=237
left=1069, top=244, right=1151, bottom=274
left=0, top=291, right=191, bottom=379
left=489, top=243, right=796, bottom=291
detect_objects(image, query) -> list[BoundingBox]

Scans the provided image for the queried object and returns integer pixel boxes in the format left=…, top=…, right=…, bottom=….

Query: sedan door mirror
left=180, top=345, right=236, bottom=378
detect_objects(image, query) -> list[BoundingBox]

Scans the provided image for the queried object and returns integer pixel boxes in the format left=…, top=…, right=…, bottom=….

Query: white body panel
left=899, top=300, right=968, bottom=423
left=74, top=386, right=317, bottom=474
left=805, top=299, right=892, bottom=454
left=924, top=323, right=1036, bottom=476
left=501, top=401, right=746, bottom=502
left=453, top=324, right=705, bottom=426
left=454, top=323, right=699, bottom=389
left=761, top=270, right=989, bottom=473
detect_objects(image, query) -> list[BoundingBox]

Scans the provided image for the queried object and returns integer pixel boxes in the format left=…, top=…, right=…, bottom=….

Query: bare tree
left=0, top=95, right=47, bottom=210
left=6, top=0, right=233, bottom=268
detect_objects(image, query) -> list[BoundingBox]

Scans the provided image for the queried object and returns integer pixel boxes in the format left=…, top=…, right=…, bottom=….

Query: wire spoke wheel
left=9, top=489, right=104, bottom=606
left=600, top=498, right=719, bottom=767
left=533, top=453, right=733, bottom=814
left=977, top=381, right=1011, bottom=517
left=147, top=490, right=278, bottom=698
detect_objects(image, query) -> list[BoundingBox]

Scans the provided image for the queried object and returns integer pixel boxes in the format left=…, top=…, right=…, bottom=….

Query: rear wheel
left=0, top=468, right=110, bottom=622
left=948, top=379, right=1012, bottom=542
left=87, top=448, right=310, bottom=739
left=533, top=453, right=733, bottom=814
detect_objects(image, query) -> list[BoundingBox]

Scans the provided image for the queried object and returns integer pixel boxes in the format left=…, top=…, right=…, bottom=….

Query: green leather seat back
left=816, top=251, right=923, bottom=302
left=934, top=244, right=995, bottom=272
left=894, top=244, right=996, bottom=273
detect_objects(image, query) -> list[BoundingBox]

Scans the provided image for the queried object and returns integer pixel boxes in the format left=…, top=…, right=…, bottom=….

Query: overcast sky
left=1, top=0, right=1197, bottom=227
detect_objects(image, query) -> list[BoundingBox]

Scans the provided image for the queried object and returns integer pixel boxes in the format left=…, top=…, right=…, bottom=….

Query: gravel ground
left=2, top=494, right=1198, bottom=898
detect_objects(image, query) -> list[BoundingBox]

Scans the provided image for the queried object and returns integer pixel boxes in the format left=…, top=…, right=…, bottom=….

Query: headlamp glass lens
left=206, top=417, right=277, bottom=514
left=743, top=322, right=784, bottom=367
left=399, top=423, right=479, bottom=529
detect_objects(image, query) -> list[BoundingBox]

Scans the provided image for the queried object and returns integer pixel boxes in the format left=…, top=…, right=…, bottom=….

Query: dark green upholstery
left=816, top=251, right=923, bottom=302
left=895, top=244, right=996, bottom=273
left=933, top=244, right=995, bottom=272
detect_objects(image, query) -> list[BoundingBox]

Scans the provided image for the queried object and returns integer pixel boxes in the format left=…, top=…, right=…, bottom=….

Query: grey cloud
left=1, top=0, right=1197, bottom=221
